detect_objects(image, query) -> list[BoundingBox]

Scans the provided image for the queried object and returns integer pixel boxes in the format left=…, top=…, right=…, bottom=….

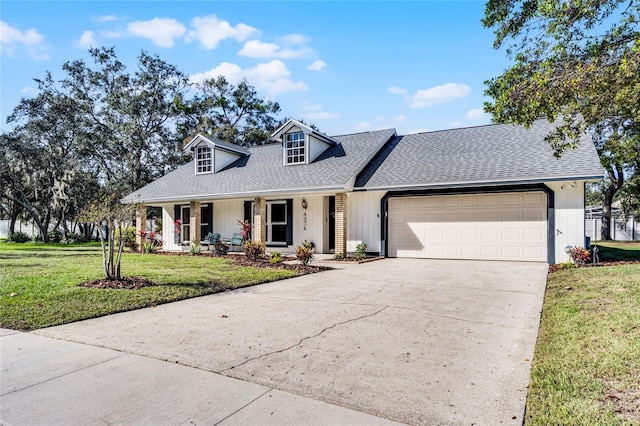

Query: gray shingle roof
left=125, top=128, right=396, bottom=203
left=354, top=120, right=603, bottom=190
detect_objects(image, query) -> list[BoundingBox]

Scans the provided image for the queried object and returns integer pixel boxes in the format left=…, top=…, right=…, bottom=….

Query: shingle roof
left=354, top=120, right=603, bottom=190
left=124, top=128, right=396, bottom=203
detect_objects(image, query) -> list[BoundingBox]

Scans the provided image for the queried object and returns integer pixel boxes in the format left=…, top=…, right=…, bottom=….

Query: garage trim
left=380, top=184, right=555, bottom=263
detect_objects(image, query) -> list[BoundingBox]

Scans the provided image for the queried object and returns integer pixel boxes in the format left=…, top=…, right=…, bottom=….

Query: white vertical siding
left=214, top=150, right=241, bottom=173
left=308, top=135, right=331, bottom=163
left=291, top=195, right=325, bottom=253
left=213, top=199, right=245, bottom=240
left=347, top=191, right=385, bottom=253
left=546, top=181, right=586, bottom=263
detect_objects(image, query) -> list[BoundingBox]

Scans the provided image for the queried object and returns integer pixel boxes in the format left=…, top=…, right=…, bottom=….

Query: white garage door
left=388, top=192, right=547, bottom=262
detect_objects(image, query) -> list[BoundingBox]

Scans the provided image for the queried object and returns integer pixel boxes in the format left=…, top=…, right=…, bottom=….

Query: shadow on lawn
left=595, top=245, right=640, bottom=262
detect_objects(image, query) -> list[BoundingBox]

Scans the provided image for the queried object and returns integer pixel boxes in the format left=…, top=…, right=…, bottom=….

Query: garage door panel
left=388, top=192, right=547, bottom=262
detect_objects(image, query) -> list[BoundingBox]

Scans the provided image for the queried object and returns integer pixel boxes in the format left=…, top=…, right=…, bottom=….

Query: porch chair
left=229, top=233, right=244, bottom=251
left=200, top=232, right=219, bottom=251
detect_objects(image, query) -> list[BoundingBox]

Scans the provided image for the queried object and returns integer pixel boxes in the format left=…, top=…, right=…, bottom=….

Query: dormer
left=271, top=119, right=339, bottom=166
left=184, top=134, right=249, bottom=175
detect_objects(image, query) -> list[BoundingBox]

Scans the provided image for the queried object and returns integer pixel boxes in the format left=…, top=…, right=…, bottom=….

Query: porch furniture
left=200, top=233, right=219, bottom=251
left=229, top=233, right=244, bottom=251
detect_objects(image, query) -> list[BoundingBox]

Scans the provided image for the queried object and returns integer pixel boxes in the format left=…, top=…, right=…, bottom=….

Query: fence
left=586, top=218, right=640, bottom=241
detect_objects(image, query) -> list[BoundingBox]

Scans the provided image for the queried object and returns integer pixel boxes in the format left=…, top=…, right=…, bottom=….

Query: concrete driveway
left=32, top=258, right=547, bottom=425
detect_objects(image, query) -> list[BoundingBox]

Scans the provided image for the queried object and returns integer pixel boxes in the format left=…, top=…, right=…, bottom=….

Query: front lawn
left=0, top=242, right=298, bottom=331
left=526, top=242, right=640, bottom=425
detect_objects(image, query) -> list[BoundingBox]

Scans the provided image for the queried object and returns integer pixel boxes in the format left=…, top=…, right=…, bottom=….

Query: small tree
left=77, top=195, right=137, bottom=280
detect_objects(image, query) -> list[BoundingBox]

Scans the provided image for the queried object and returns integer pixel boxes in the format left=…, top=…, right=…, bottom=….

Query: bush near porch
left=0, top=242, right=299, bottom=331
left=526, top=241, right=640, bottom=425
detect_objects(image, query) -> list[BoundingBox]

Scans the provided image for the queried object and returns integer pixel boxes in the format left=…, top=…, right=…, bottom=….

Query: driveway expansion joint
left=217, top=306, right=388, bottom=374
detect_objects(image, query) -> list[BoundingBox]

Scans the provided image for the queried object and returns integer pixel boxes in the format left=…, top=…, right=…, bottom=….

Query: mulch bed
left=81, top=276, right=156, bottom=289
left=80, top=253, right=331, bottom=289
left=549, top=260, right=640, bottom=273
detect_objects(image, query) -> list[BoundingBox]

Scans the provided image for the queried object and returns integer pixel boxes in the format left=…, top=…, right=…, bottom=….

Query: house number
left=303, top=211, right=307, bottom=230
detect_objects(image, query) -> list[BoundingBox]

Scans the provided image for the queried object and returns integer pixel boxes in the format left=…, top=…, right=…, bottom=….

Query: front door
left=328, top=196, right=335, bottom=251
left=267, top=201, right=287, bottom=245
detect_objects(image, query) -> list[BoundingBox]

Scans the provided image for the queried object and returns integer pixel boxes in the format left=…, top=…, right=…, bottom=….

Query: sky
left=0, top=1, right=511, bottom=137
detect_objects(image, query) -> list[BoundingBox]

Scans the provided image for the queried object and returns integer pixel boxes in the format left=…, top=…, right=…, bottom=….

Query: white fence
left=586, top=218, right=640, bottom=241
left=0, top=220, right=40, bottom=239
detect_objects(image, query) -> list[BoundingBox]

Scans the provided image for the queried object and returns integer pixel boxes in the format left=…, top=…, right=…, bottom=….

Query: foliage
left=77, top=195, right=137, bottom=280
left=567, top=246, right=591, bottom=265
left=243, top=240, right=265, bottom=261
left=214, top=240, right=229, bottom=256
left=139, top=231, right=161, bottom=254
left=269, top=251, right=282, bottom=264
left=115, top=227, right=138, bottom=251
left=7, top=231, right=31, bottom=243
left=295, top=240, right=314, bottom=265
left=237, top=219, right=252, bottom=240
left=189, top=241, right=201, bottom=256
left=47, top=229, right=64, bottom=243
left=482, top=0, right=640, bottom=240
left=0, top=242, right=297, bottom=331
left=176, top=76, right=281, bottom=146
left=619, top=172, right=640, bottom=217
left=333, top=252, right=345, bottom=260
left=352, top=241, right=368, bottom=261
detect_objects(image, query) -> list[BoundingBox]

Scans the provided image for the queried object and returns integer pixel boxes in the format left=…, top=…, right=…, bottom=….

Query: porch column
left=135, top=204, right=147, bottom=250
left=335, top=193, right=347, bottom=256
left=253, top=197, right=266, bottom=244
left=190, top=201, right=201, bottom=244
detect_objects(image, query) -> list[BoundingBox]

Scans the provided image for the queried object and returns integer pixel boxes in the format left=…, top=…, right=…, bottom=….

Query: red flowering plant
left=237, top=220, right=252, bottom=240
left=138, top=230, right=161, bottom=254
left=568, top=246, right=591, bottom=265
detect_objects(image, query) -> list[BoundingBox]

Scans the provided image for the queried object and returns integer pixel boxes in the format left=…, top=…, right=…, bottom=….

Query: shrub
left=568, top=246, right=591, bottom=265
left=115, top=226, right=137, bottom=251
left=189, top=241, right=201, bottom=255
left=139, top=231, right=161, bottom=254
left=65, top=232, right=90, bottom=243
left=295, top=240, right=314, bottom=265
left=243, top=240, right=265, bottom=261
left=333, top=252, right=345, bottom=260
left=270, top=251, right=282, bottom=264
left=214, top=240, right=229, bottom=256
left=352, top=241, right=368, bottom=261
left=47, top=229, right=64, bottom=243
left=8, top=231, right=31, bottom=243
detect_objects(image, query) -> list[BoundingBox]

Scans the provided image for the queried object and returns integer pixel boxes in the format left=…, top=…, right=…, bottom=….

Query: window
left=196, top=145, right=212, bottom=174
left=181, top=206, right=191, bottom=242
left=267, top=201, right=287, bottom=244
left=285, top=132, right=305, bottom=165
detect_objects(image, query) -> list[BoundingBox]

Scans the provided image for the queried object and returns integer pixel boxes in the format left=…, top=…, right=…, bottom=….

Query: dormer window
left=285, top=132, right=306, bottom=165
left=195, top=145, right=212, bottom=174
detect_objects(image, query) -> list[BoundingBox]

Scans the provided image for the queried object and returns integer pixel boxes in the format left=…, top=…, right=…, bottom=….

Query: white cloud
left=388, top=86, right=407, bottom=95
left=128, top=18, right=186, bottom=48
left=21, top=86, right=37, bottom=94
left=190, top=60, right=307, bottom=96
left=277, top=33, right=306, bottom=45
left=101, top=30, right=122, bottom=39
left=356, top=122, right=372, bottom=131
left=238, top=39, right=310, bottom=58
left=405, top=127, right=430, bottom=134
left=302, top=102, right=323, bottom=111
left=394, top=114, right=407, bottom=123
left=305, top=111, right=339, bottom=120
left=0, top=21, right=48, bottom=59
left=406, top=83, right=470, bottom=108
left=465, top=107, right=490, bottom=122
left=307, top=60, right=327, bottom=71
left=94, top=15, right=118, bottom=23
left=77, top=31, right=96, bottom=48
left=187, top=15, right=258, bottom=50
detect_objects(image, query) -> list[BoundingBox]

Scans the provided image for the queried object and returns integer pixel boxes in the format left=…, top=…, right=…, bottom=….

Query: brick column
left=135, top=205, right=147, bottom=251
left=335, top=193, right=347, bottom=257
left=253, top=197, right=266, bottom=244
left=190, top=201, right=201, bottom=244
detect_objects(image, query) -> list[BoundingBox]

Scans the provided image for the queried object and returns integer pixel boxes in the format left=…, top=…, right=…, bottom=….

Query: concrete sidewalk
left=0, top=328, right=401, bottom=425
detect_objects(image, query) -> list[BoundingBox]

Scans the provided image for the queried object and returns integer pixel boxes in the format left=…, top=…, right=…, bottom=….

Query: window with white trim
left=285, top=132, right=305, bottom=165
left=195, top=145, right=212, bottom=174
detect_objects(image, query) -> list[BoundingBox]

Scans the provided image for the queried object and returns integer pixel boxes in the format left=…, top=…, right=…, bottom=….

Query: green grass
left=592, top=240, right=640, bottom=262
left=0, top=242, right=297, bottom=331
left=526, top=245, right=640, bottom=425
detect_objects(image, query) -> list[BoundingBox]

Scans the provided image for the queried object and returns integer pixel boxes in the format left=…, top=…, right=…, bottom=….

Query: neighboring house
left=124, top=119, right=603, bottom=263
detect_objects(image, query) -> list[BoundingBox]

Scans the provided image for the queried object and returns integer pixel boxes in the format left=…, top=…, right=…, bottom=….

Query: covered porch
left=135, top=194, right=348, bottom=256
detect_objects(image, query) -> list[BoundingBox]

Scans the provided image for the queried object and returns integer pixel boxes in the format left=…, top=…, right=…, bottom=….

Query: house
left=124, top=119, right=603, bottom=263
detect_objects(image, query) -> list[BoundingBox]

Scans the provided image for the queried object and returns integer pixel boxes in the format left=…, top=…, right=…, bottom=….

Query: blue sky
left=1, top=1, right=509, bottom=136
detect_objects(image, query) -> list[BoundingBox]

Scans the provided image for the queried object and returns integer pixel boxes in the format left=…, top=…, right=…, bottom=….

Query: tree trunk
left=601, top=165, right=624, bottom=240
